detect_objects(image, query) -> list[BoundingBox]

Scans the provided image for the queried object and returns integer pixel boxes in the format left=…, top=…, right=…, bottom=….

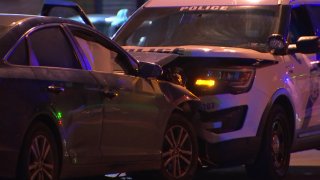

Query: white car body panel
left=145, top=0, right=318, bottom=7
left=145, top=0, right=282, bottom=7
left=284, top=53, right=320, bottom=131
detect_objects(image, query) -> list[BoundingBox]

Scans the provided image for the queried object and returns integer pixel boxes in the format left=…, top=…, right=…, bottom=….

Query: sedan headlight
left=189, top=67, right=255, bottom=95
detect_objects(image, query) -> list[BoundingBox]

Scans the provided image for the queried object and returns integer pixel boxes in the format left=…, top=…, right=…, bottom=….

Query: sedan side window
left=70, top=28, right=124, bottom=73
left=28, top=26, right=82, bottom=69
left=7, top=38, right=28, bottom=65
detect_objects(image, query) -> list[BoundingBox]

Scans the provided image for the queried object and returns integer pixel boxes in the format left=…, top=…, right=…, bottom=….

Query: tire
left=246, top=105, right=291, bottom=180
left=17, top=122, right=60, bottom=180
left=161, top=113, right=198, bottom=180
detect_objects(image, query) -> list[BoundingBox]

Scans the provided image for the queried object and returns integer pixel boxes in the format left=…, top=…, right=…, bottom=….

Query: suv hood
left=124, top=45, right=278, bottom=66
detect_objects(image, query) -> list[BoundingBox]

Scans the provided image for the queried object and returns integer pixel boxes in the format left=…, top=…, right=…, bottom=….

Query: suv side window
left=288, top=6, right=314, bottom=44
left=69, top=27, right=125, bottom=74
left=7, top=38, right=29, bottom=65
left=306, top=5, right=320, bottom=36
left=28, top=26, right=82, bottom=69
left=306, top=5, right=320, bottom=60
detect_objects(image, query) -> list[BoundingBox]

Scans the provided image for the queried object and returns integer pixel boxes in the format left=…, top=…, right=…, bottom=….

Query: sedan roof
left=0, top=14, right=88, bottom=59
left=0, top=13, right=35, bottom=27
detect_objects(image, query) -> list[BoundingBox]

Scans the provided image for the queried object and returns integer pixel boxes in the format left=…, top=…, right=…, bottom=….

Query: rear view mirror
left=267, top=34, right=286, bottom=55
left=138, top=61, right=163, bottom=78
left=296, top=36, right=320, bottom=54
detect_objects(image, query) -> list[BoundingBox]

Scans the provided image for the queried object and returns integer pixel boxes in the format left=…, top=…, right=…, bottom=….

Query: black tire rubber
left=161, top=113, right=198, bottom=180
left=246, top=105, right=291, bottom=180
left=17, top=122, right=59, bottom=180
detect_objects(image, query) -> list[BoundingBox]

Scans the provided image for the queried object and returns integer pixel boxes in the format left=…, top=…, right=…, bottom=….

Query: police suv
left=114, top=0, right=320, bottom=179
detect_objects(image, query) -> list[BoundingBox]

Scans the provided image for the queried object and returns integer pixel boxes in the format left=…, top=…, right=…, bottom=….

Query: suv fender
left=257, top=88, right=295, bottom=144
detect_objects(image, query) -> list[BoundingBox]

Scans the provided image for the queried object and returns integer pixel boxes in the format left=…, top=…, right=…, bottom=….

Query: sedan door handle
left=104, top=90, right=118, bottom=99
left=47, top=85, right=65, bottom=94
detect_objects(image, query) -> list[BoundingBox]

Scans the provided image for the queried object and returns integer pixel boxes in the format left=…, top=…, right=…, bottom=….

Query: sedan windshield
left=115, top=6, right=280, bottom=52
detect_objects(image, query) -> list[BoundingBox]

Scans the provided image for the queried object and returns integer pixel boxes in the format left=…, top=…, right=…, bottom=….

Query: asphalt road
left=285, top=150, right=320, bottom=180
left=74, top=149, right=320, bottom=180
left=193, top=150, right=320, bottom=180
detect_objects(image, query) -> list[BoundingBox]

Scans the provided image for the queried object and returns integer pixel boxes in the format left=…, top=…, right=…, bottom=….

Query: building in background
left=0, top=0, right=145, bottom=37
left=0, top=0, right=44, bottom=14
left=73, top=0, right=147, bottom=15
left=0, top=0, right=146, bottom=16
left=66, top=0, right=147, bottom=37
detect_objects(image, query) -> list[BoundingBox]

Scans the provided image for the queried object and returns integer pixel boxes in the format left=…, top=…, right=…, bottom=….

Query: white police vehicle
left=114, top=0, right=320, bottom=179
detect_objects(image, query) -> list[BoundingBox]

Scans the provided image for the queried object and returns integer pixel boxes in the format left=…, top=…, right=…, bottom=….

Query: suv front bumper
left=196, top=92, right=268, bottom=166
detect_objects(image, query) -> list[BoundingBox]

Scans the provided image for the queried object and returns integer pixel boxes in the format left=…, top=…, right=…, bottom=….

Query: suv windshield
left=115, top=6, right=280, bottom=52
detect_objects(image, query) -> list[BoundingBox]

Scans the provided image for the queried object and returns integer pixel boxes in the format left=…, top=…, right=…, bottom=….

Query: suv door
left=287, top=5, right=320, bottom=135
left=68, top=26, right=169, bottom=163
left=9, top=25, right=104, bottom=164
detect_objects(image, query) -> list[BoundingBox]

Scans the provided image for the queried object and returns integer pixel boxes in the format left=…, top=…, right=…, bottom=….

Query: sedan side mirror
left=138, top=61, right=163, bottom=78
left=295, top=36, right=320, bottom=54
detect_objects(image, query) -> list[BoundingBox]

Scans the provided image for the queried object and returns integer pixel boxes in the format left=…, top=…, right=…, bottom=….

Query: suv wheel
left=161, top=113, right=198, bottom=180
left=246, top=105, right=291, bottom=180
left=18, top=122, right=59, bottom=180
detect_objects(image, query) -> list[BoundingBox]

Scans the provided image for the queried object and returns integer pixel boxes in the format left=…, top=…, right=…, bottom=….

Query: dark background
left=0, top=0, right=147, bottom=16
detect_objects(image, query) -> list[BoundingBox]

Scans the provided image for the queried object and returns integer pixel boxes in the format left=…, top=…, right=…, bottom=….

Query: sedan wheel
left=28, top=135, right=55, bottom=179
left=162, top=113, right=198, bottom=180
left=18, top=123, right=59, bottom=180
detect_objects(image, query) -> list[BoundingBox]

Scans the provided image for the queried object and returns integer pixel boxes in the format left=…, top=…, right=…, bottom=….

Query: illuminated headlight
left=191, top=68, right=255, bottom=95
left=195, top=79, right=215, bottom=87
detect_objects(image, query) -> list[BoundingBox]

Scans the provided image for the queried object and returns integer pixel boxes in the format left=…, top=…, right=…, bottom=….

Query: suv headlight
left=162, top=67, right=187, bottom=87
left=189, top=67, right=255, bottom=95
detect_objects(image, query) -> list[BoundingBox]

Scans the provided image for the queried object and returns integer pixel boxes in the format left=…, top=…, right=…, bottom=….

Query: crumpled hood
left=128, top=51, right=178, bottom=66
left=124, top=45, right=278, bottom=66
